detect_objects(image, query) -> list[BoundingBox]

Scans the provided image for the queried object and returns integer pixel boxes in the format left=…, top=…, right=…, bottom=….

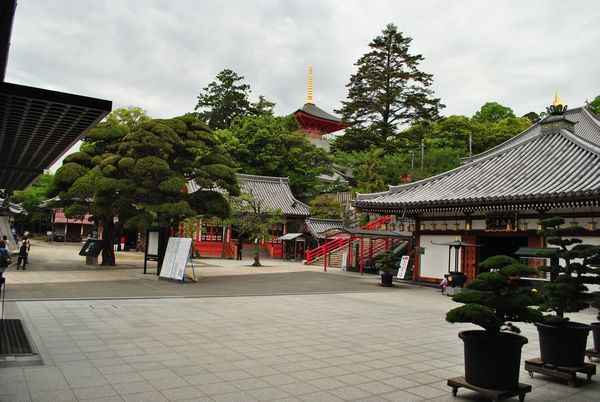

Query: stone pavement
left=0, top=241, right=599, bottom=401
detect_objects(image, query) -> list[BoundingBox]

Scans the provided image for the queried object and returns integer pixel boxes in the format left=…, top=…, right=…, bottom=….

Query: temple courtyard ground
left=0, top=240, right=598, bottom=401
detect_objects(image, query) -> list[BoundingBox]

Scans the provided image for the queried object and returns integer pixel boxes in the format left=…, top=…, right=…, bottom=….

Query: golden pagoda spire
left=307, top=65, right=314, bottom=104
left=553, top=91, right=563, bottom=107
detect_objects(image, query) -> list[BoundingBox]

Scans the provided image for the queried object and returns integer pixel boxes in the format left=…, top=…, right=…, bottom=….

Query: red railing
left=305, top=215, right=394, bottom=263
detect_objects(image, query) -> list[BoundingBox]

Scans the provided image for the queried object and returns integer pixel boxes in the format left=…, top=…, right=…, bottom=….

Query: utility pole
left=469, top=133, right=472, bottom=159
left=420, top=139, right=425, bottom=171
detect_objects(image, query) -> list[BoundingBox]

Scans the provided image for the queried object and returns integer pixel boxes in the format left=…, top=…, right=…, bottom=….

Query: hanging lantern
left=419, top=223, right=425, bottom=231
left=408, top=223, right=415, bottom=232
left=430, top=223, right=437, bottom=231
left=570, top=220, right=578, bottom=228
left=520, top=222, right=529, bottom=231
left=465, top=221, right=472, bottom=231
left=389, top=222, right=395, bottom=231
left=506, top=221, right=514, bottom=232
left=452, top=222, right=460, bottom=231
left=441, top=223, right=448, bottom=231
left=588, top=221, right=597, bottom=232
left=536, top=223, right=544, bottom=232
left=398, top=223, right=405, bottom=232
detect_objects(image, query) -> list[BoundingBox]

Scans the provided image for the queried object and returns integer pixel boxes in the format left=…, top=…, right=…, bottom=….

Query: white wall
left=420, top=234, right=461, bottom=279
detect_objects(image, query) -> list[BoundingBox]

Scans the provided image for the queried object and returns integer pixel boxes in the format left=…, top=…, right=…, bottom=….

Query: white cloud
left=7, top=0, right=600, bottom=126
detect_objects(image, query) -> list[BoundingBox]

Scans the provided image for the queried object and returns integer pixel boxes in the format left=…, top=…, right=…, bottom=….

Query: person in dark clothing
left=237, top=239, right=243, bottom=260
left=0, top=240, right=9, bottom=270
left=16, top=239, right=29, bottom=270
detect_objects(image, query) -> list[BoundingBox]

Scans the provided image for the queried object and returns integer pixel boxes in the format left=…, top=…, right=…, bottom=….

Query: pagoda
left=294, top=66, right=349, bottom=138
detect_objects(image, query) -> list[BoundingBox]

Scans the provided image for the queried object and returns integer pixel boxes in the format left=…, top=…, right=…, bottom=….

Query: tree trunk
left=252, top=238, right=261, bottom=266
left=101, top=218, right=116, bottom=266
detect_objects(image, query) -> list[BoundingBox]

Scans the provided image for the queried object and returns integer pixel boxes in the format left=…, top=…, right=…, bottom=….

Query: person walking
left=16, top=239, right=29, bottom=270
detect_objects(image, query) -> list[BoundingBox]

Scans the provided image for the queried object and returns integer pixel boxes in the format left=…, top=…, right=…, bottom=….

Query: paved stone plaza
left=0, top=242, right=599, bottom=401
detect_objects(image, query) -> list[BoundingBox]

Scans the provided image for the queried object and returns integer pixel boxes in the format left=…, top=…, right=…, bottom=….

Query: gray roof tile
left=354, top=115, right=600, bottom=211
left=236, top=174, right=310, bottom=217
left=302, top=218, right=344, bottom=239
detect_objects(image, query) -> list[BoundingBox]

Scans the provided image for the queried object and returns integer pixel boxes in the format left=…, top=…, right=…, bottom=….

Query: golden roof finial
left=553, top=91, right=563, bottom=107
left=307, top=65, right=314, bottom=104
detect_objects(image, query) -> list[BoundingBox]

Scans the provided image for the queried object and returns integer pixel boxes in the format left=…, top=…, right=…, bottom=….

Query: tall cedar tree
left=336, top=23, right=443, bottom=144
left=195, top=69, right=275, bottom=130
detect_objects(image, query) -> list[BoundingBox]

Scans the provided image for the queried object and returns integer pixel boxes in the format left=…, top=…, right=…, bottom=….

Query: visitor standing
left=16, top=239, right=29, bottom=270
left=120, top=235, right=126, bottom=251
left=2, top=235, right=10, bottom=255
left=0, top=240, right=10, bottom=271
left=113, top=235, right=119, bottom=251
left=237, top=239, right=243, bottom=260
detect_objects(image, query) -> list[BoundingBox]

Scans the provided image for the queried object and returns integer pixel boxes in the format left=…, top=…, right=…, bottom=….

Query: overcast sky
left=7, top=0, right=600, bottom=153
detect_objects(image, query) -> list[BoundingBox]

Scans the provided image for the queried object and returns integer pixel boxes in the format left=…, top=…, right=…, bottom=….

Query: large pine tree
left=336, top=23, right=443, bottom=143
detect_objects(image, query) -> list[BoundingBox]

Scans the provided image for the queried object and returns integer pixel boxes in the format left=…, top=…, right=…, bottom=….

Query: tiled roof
left=236, top=174, right=310, bottom=217
left=302, top=218, right=344, bottom=239
left=354, top=118, right=600, bottom=212
left=0, top=197, right=26, bottom=215
left=295, top=103, right=344, bottom=123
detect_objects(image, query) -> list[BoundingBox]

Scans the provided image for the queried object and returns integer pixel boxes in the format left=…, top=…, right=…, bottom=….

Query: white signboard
left=397, top=255, right=410, bottom=279
left=147, top=231, right=159, bottom=257
left=159, top=237, right=193, bottom=280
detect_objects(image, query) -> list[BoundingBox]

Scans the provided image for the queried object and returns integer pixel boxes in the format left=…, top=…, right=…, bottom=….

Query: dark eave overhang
left=354, top=195, right=600, bottom=216
left=0, top=81, right=112, bottom=191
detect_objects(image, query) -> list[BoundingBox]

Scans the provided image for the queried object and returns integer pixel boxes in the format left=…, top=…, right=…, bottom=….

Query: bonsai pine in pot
left=377, top=250, right=397, bottom=287
left=446, top=255, right=542, bottom=390
left=535, top=217, right=600, bottom=367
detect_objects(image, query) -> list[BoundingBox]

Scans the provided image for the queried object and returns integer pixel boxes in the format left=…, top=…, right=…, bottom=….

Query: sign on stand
left=159, top=237, right=194, bottom=281
left=397, top=255, right=410, bottom=279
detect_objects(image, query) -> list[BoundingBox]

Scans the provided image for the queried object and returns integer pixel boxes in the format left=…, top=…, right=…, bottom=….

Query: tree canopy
left=590, top=95, right=600, bottom=117
left=50, top=111, right=240, bottom=265
left=215, top=114, right=331, bottom=201
left=472, top=102, right=515, bottom=123
left=336, top=23, right=444, bottom=143
left=10, top=173, right=54, bottom=235
left=194, top=69, right=275, bottom=129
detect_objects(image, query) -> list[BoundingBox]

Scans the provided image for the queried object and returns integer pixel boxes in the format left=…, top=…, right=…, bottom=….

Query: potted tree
left=377, top=250, right=397, bottom=287
left=535, top=217, right=600, bottom=367
left=446, top=255, right=542, bottom=390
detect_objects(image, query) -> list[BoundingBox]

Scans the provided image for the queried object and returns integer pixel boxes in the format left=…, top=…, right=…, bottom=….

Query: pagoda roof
left=354, top=106, right=600, bottom=214
left=295, top=103, right=344, bottom=123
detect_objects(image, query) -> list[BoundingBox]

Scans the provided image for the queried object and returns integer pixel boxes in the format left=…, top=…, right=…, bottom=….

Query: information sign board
left=79, top=239, right=104, bottom=257
left=159, top=237, right=193, bottom=281
left=397, top=255, right=410, bottom=279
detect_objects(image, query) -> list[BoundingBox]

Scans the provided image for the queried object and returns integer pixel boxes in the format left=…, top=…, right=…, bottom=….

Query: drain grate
left=0, top=319, right=33, bottom=355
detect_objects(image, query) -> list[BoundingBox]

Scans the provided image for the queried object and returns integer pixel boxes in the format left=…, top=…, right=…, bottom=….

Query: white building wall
left=419, top=234, right=461, bottom=279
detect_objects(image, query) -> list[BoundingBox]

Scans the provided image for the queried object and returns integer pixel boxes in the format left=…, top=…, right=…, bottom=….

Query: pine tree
left=336, top=23, right=443, bottom=143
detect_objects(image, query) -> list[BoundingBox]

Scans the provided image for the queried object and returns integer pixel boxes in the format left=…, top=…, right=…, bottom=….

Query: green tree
left=472, top=102, right=515, bottom=123
left=589, top=95, right=600, bottom=117
left=522, top=111, right=542, bottom=123
left=194, top=69, right=275, bottom=129
left=105, top=106, right=151, bottom=130
left=336, top=23, right=443, bottom=144
left=227, top=194, right=283, bottom=267
left=50, top=112, right=240, bottom=267
left=10, top=173, right=54, bottom=235
left=215, top=115, right=330, bottom=201
left=330, top=127, right=381, bottom=154
left=309, top=195, right=344, bottom=220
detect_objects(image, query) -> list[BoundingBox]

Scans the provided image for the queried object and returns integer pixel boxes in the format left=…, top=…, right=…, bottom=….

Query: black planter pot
left=459, top=330, right=528, bottom=390
left=591, top=322, right=600, bottom=351
left=535, top=322, right=591, bottom=367
left=380, top=273, right=393, bottom=287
